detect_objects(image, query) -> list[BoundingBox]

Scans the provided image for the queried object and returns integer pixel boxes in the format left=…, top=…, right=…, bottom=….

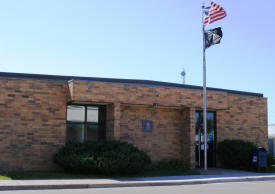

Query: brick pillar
left=105, top=103, right=121, bottom=140
left=182, top=107, right=196, bottom=169
left=113, top=102, right=121, bottom=140
left=216, top=110, right=224, bottom=144
left=105, top=104, right=114, bottom=140
left=189, top=107, right=196, bottom=169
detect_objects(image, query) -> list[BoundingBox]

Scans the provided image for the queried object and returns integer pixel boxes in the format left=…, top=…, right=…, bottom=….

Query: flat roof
left=0, top=72, right=263, bottom=98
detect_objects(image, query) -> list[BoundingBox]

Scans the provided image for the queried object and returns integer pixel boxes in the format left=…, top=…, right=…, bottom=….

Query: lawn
left=0, top=169, right=196, bottom=180
left=0, top=175, right=11, bottom=180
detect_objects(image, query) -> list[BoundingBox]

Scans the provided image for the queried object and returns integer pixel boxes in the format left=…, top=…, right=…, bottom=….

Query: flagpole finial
left=202, top=1, right=205, bottom=7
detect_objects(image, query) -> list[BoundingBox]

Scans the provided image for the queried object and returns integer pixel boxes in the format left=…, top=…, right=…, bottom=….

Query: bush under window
left=53, top=141, right=151, bottom=175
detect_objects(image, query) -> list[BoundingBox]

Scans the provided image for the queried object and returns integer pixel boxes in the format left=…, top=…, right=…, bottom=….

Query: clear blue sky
left=0, top=0, right=274, bottom=124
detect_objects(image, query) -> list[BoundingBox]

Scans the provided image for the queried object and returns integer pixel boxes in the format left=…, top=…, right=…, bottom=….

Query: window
left=66, top=105, right=106, bottom=142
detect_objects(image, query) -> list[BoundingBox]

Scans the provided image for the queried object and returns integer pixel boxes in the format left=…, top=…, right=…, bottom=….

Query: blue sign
left=142, top=120, right=153, bottom=132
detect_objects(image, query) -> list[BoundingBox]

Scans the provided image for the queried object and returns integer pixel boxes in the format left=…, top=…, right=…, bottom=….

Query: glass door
left=195, top=111, right=216, bottom=168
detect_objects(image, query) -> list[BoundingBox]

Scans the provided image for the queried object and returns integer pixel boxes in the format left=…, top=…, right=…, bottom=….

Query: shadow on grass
left=0, top=169, right=197, bottom=180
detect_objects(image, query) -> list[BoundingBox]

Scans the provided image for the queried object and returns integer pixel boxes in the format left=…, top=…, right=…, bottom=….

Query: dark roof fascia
left=0, top=72, right=263, bottom=98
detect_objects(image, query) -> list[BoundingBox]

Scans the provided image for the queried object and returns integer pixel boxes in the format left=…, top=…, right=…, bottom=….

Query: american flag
left=203, top=2, right=226, bottom=26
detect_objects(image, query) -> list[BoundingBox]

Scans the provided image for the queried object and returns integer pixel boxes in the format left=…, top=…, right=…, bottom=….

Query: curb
left=1, top=176, right=275, bottom=191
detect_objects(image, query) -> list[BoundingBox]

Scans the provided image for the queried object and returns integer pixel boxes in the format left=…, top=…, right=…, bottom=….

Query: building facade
left=0, top=72, right=268, bottom=171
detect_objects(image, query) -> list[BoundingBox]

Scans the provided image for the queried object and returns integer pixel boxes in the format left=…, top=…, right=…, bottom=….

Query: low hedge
left=267, top=154, right=275, bottom=166
left=217, top=139, right=257, bottom=170
left=53, top=141, right=151, bottom=175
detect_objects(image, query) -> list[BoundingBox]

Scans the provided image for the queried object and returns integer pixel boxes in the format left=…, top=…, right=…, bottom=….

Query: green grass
left=0, top=169, right=196, bottom=180
left=0, top=175, right=11, bottom=180
left=1, top=171, right=100, bottom=180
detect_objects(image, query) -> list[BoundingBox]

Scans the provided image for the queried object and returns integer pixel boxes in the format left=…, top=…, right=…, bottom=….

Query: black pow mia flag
left=204, top=27, right=223, bottom=49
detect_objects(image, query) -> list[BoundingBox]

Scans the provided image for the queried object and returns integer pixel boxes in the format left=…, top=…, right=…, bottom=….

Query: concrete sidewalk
left=1, top=169, right=275, bottom=191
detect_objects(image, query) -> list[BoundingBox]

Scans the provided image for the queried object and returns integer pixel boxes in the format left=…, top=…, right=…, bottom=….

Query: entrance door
left=195, top=111, right=216, bottom=168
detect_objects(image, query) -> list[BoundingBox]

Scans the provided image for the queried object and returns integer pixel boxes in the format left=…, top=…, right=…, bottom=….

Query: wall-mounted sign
left=142, top=120, right=153, bottom=132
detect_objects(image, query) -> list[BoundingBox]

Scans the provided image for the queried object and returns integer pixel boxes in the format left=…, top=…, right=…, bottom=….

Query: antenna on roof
left=181, top=68, right=186, bottom=84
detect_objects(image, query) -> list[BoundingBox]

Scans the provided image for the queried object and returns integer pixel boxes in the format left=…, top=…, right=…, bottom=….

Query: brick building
left=0, top=72, right=268, bottom=171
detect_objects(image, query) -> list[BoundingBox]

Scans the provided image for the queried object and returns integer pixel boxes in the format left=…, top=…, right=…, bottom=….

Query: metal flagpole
left=202, top=0, right=208, bottom=171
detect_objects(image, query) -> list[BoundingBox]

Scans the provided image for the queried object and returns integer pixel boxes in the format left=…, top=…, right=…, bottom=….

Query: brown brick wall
left=120, top=105, right=184, bottom=161
left=0, top=78, right=68, bottom=171
left=0, top=77, right=268, bottom=171
left=69, top=80, right=268, bottom=166
left=216, top=95, right=268, bottom=149
left=69, top=80, right=228, bottom=109
left=105, top=104, right=114, bottom=140
left=181, top=107, right=196, bottom=168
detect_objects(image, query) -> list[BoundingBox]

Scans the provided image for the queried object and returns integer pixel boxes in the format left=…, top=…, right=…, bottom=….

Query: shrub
left=217, top=139, right=257, bottom=170
left=150, top=158, right=189, bottom=171
left=53, top=141, right=151, bottom=175
left=267, top=154, right=275, bottom=167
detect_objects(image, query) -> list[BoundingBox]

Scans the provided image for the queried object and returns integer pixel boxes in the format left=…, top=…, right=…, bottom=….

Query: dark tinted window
left=66, top=105, right=105, bottom=142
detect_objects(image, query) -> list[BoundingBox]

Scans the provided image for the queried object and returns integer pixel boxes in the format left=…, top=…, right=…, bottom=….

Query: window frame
left=66, top=103, right=106, bottom=142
